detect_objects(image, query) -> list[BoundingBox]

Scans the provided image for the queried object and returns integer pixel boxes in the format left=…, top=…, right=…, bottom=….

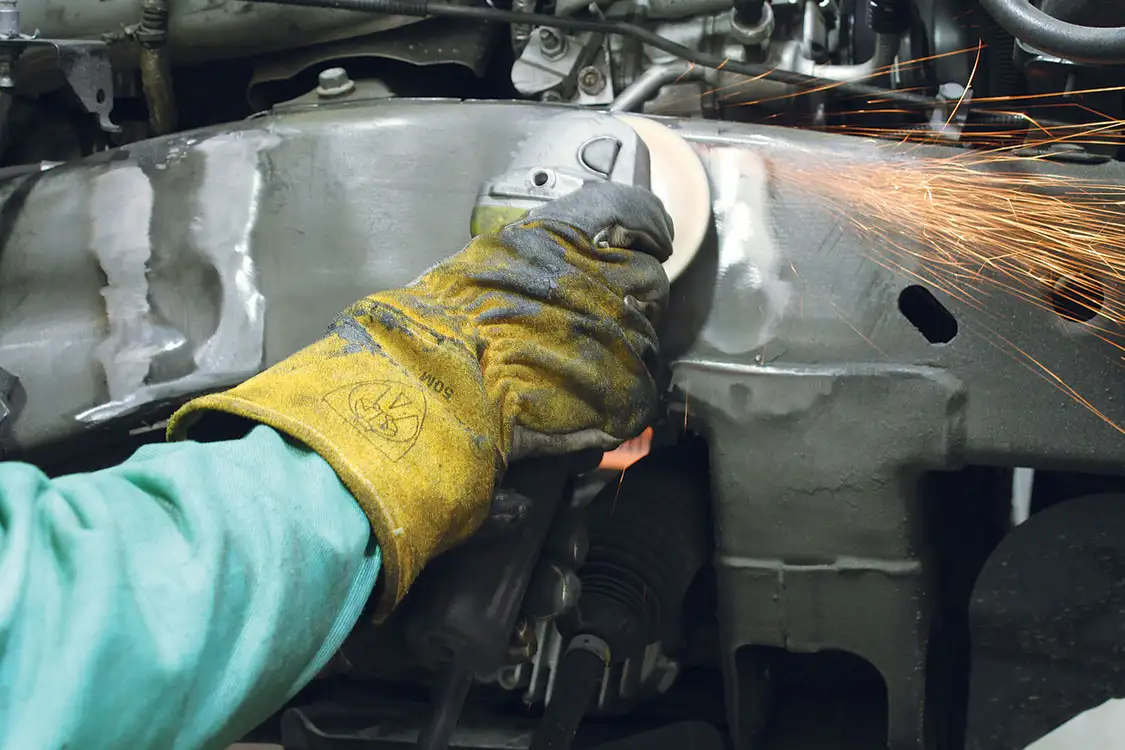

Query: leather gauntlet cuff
left=168, top=320, right=499, bottom=619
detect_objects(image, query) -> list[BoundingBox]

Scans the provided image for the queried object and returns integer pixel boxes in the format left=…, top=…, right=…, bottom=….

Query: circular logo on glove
left=350, top=382, right=425, bottom=442
left=325, top=380, right=427, bottom=461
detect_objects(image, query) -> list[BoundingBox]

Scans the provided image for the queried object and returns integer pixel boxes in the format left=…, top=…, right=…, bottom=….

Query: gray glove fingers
left=601, top=250, right=670, bottom=322
left=526, top=182, right=674, bottom=262
left=625, top=294, right=663, bottom=328
left=591, top=227, right=669, bottom=261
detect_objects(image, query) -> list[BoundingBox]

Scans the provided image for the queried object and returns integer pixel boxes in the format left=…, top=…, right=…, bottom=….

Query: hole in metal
left=899, top=285, right=958, bottom=344
left=531, top=170, right=550, bottom=187
left=1049, top=274, right=1104, bottom=323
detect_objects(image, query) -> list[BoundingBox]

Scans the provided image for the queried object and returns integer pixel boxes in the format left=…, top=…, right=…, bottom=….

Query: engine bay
left=0, top=0, right=1122, bottom=159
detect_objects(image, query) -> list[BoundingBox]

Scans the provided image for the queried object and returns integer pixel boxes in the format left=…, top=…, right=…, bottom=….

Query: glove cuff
left=168, top=332, right=500, bottom=620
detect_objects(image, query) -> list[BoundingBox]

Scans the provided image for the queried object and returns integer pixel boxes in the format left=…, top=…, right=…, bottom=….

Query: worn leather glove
left=167, top=181, right=674, bottom=617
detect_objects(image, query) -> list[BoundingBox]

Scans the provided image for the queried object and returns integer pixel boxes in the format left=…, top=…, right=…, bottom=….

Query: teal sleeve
left=0, top=424, right=381, bottom=750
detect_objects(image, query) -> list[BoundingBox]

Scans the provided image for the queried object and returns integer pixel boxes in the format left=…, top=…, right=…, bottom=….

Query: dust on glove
left=167, top=181, right=674, bottom=617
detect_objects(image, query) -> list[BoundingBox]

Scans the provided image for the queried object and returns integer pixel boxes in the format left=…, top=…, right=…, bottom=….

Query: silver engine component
left=491, top=621, right=680, bottom=711
left=512, top=0, right=903, bottom=117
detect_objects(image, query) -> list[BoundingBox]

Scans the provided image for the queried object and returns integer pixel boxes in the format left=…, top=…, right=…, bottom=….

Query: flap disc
left=614, top=114, right=712, bottom=283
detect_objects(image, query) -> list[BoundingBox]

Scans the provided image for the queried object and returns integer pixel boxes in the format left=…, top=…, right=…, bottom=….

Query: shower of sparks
left=776, top=149, right=1125, bottom=432
left=651, top=42, right=1125, bottom=431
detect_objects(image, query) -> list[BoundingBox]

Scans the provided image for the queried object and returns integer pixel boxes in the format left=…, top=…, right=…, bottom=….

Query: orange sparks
left=776, top=146, right=1125, bottom=431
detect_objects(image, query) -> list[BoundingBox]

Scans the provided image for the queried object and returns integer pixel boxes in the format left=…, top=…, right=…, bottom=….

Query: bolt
left=537, top=27, right=567, bottom=59
left=937, top=82, right=966, bottom=103
left=317, top=67, right=355, bottom=98
left=541, top=90, right=565, bottom=102
left=578, top=66, right=606, bottom=95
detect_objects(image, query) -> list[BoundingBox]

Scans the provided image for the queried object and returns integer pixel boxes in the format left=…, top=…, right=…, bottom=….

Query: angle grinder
left=470, top=111, right=711, bottom=283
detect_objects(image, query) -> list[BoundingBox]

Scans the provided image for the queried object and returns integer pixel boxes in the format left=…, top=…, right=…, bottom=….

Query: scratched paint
left=77, top=131, right=276, bottom=423
left=697, top=147, right=791, bottom=356
left=188, top=132, right=271, bottom=374
left=85, top=165, right=186, bottom=406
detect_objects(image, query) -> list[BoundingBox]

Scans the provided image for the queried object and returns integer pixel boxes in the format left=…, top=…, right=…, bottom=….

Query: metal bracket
left=0, top=38, right=119, bottom=132
left=511, top=28, right=613, bottom=105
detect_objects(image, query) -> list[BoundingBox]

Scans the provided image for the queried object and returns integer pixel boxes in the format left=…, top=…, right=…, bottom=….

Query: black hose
left=867, top=0, right=909, bottom=34
left=237, top=0, right=944, bottom=110
left=529, top=636, right=611, bottom=750
left=979, top=0, right=1125, bottom=65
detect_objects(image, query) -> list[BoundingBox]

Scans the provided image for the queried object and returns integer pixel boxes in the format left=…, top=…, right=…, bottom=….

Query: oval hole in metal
left=898, top=285, right=958, bottom=344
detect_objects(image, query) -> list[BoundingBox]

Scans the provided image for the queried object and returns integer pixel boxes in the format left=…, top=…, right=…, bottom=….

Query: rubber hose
left=237, top=0, right=944, bottom=110
left=979, top=0, right=1125, bottom=64
left=867, top=0, right=908, bottom=34
left=529, top=638, right=610, bottom=750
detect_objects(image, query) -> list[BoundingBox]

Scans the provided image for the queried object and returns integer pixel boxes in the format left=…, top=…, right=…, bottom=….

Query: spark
left=828, top=299, right=891, bottom=360
left=612, top=467, right=626, bottom=515
left=973, top=84, right=1125, bottom=104
left=671, top=61, right=698, bottom=85
left=682, top=381, right=690, bottom=434
left=932, top=40, right=982, bottom=142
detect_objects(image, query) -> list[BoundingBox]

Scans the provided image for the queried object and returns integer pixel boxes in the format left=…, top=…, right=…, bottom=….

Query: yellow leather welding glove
left=167, top=182, right=674, bottom=618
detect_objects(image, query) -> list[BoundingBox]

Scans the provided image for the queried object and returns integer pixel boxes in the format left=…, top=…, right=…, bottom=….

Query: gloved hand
left=168, top=181, right=674, bottom=617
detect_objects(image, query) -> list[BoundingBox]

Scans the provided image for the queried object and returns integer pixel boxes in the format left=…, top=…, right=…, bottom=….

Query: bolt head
left=537, top=27, right=566, bottom=58
left=319, top=67, right=349, bottom=89
left=937, top=82, right=966, bottom=100
left=317, top=66, right=356, bottom=98
left=578, top=66, right=606, bottom=95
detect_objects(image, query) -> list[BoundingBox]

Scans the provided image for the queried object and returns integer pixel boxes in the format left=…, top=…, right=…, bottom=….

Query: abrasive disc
left=614, top=114, right=711, bottom=283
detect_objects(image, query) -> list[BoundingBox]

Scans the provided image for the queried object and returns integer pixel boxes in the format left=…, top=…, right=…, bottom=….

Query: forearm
left=0, top=425, right=380, bottom=750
